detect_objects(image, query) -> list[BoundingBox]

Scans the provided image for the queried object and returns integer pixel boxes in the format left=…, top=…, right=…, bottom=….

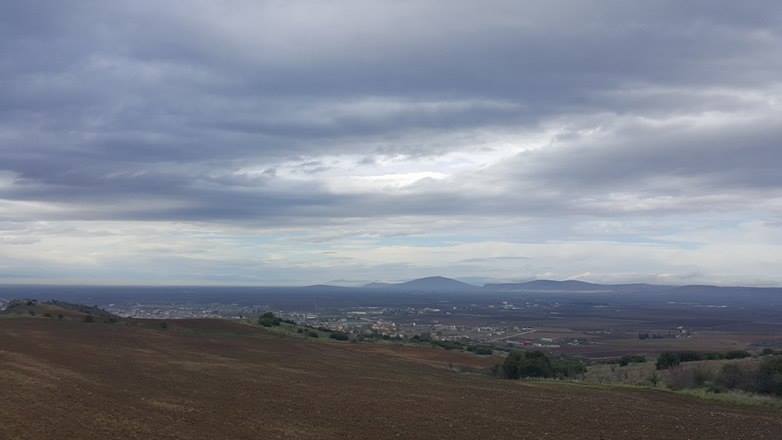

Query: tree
left=502, top=351, right=553, bottom=379
left=755, top=356, right=782, bottom=396
left=724, top=350, right=751, bottom=360
left=469, top=345, right=493, bottom=355
left=717, top=364, right=747, bottom=390
left=258, top=312, right=281, bottom=327
left=330, top=332, right=349, bottom=341
left=618, top=355, right=646, bottom=366
left=83, top=314, right=95, bottom=323
left=656, top=352, right=680, bottom=370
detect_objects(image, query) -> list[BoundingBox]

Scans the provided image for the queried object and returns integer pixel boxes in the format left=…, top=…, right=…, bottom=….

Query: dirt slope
left=0, top=318, right=779, bottom=439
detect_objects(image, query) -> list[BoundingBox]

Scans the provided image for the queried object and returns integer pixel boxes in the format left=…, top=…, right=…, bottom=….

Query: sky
left=1, top=1, right=781, bottom=286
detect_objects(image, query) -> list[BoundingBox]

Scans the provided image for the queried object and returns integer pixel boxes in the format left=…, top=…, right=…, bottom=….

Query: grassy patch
left=675, top=388, right=782, bottom=410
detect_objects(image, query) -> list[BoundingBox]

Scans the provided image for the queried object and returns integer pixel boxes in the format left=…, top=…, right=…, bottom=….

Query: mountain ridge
left=364, top=276, right=477, bottom=291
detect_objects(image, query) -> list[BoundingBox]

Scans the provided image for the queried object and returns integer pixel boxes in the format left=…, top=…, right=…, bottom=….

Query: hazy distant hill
left=365, top=276, right=477, bottom=291
left=485, top=279, right=609, bottom=291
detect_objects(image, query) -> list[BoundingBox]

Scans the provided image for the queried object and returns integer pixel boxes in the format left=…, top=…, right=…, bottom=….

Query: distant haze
left=1, top=1, right=781, bottom=286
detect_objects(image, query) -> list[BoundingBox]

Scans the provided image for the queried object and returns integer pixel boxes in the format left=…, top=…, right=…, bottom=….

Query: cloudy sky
left=1, top=1, right=781, bottom=286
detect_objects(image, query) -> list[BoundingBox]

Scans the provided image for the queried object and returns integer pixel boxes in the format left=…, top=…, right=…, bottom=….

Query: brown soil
left=0, top=318, right=779, bottom=439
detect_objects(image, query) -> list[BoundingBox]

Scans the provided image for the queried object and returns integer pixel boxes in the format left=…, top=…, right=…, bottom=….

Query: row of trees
left=656, top=350, right=752, bottom=370
left=665, top=356, right=782, bottom=396
left=258, top=312, right=351, bottom=341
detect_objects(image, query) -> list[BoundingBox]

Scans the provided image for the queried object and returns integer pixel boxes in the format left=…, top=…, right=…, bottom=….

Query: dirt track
left=0, top=318, right=779, bottom=439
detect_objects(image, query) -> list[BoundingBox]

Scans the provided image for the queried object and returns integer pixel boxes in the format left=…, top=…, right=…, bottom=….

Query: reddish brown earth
left=0, top=318, right=780, bottom=439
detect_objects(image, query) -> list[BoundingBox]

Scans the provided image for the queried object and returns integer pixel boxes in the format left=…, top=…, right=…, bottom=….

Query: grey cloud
left=0, top=0, right=781, bottom=225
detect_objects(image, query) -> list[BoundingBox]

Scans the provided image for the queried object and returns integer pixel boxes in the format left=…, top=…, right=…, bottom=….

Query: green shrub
left=668, top=366, right=715, bottom=390
left=433, top=340, right=463, bottom=350
left=618, top=355, right=646, bottom=366
left=725, top=350, right=751, bottom=360
left=656, top=352, right=680, bottom=370
left=677, top=351, right=701, bottom=362
left=329, top=332, right=349, bottom=341
left=717, top=363, right=750, bottom=390
left=468, top=345, right=494, bottom=355
left=551, top=357, right=587, bottom=378
left=258, top=312, right=281, bottom=327
left=502, top=351, right=552, bottom=379
left=703, top=352, right=724, bottom=360
left=755, top=356, right=782, bottom=396
left=307, top=330, right=319, bottom=338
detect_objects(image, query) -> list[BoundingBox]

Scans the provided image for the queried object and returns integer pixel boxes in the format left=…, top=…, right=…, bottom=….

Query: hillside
left=0, top=317, right=780, bottom=439
left=0, top=299, right=120, bottom=321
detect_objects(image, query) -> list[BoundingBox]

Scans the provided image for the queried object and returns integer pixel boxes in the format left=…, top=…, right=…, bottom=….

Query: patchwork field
left=0, top=317, right=780, bottom=439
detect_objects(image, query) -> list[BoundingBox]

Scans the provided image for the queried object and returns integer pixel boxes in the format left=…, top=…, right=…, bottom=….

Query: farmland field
left=0, top=317, right=780, bottom=439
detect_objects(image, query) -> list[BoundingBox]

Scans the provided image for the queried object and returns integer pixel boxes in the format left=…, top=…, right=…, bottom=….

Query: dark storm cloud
left=0, top=0, right=781, bottom=223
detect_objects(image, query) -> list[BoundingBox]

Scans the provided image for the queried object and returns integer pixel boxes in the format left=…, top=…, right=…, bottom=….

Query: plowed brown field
left=0, top=318, right=779, bottom=439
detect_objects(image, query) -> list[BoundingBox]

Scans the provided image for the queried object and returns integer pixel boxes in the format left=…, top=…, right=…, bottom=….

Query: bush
left=667, top=366, right=715, bottom=390
left=702, top=352, right=724, bottom=360
left=717, top=363, right=751, bottom=390
left=410, top=333, right=432, bottom=343
left=656, top=352, right=681, bottom=370
left=433, top=340, right=463, bottom=350
left=761, top=348, right=775, bottom=356
left=160, top=321, right=168, bottom=330
left=618, top=355, right=646, bottom=366
left=258, top=312, right=281, bottom=327
left=83, top=315, right=94, bottom=323
left=329, top=332, right=349, bottom=341
left=552, top=357, right=587, bottom=378
left=307, top=330, right=319, bottom=338
left=755, top=356, right=782, bottom=396
left=468, top=345, right=494, bottom=355
left=677, top=351, right=701, bottom=363
left=724, top=350, right=751, bottom=360
left=502, top=351, right=553, bottom=379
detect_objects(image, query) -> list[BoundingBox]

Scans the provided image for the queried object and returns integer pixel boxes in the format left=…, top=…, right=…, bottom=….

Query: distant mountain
left=485, top=279, right=608, bottom=291
left=482, top=279, right=675, bottom=293
left=364, top=282, right=394, bottom=289
left=364, top=276, right=477, bottom=291
left=303, top=284, right=344, bottom=290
